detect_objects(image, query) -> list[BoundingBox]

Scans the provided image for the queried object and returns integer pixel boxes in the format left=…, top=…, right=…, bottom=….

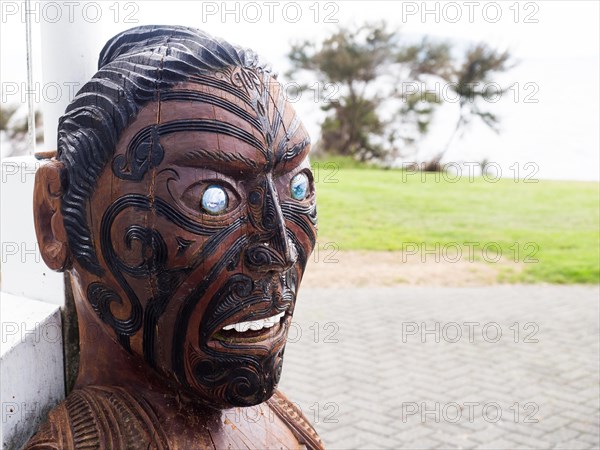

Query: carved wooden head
left=33, top=25, right=317, bottom=408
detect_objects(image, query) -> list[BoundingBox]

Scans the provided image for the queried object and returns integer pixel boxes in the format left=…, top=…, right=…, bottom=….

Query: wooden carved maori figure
left=28, top=25, right=322, bottom=449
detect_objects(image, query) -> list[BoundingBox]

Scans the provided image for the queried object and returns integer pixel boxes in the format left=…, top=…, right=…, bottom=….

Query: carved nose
left=245, top=178, right=297, bottom=272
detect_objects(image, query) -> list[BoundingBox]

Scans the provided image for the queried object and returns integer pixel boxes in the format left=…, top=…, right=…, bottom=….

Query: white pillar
left=39, top=11, right=99, bottom=152
left=0, top=156, right=64, bottom=305
left=1, top=9, right=103, bottom=303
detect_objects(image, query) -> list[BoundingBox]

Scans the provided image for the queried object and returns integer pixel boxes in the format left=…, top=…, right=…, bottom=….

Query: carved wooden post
left=27, top=25, right=323, bottom=449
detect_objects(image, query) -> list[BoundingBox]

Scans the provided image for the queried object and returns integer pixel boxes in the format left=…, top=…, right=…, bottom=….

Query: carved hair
left=57, top=25, right=270, bottom=275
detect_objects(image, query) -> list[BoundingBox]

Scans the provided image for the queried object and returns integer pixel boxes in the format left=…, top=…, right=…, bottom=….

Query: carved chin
left=180, top=268, right=298, bottom=407
left=191, top=349, right=285, bottom=407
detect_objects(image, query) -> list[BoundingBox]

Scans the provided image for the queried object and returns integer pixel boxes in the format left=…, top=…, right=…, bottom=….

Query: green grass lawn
left=311, top=159, right=600, bottom=284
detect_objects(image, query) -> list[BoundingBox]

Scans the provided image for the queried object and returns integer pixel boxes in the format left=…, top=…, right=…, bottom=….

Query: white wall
left=1, top=293, right=64, bottom=450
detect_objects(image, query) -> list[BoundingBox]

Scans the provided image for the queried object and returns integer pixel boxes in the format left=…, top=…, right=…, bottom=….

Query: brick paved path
left=278, top=285, right=600, bottom=449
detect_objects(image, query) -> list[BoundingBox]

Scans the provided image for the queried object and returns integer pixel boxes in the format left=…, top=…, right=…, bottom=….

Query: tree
left=288, top=24, right=514, bottom=166
left=0, top=105, right=19, bottom=133
left=288, top=22, right=397, bottom=161
left=0, top=104, right=43, bottom=156
left=397, top=39, right=453, bottom=130
left=440, top=43, right=513, bottom=162
left=401, top=41, right=513, bottom=168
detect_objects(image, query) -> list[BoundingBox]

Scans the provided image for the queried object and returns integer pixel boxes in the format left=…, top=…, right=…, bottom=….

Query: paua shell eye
left=201, top=185, right=228, bottom=214
left=290, top=173, right=309, bottom=200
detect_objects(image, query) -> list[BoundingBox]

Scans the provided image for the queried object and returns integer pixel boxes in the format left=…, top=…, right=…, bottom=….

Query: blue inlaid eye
left=201, top=185, right=228, bottom=214
left=290, top=173, right=309, bottom=200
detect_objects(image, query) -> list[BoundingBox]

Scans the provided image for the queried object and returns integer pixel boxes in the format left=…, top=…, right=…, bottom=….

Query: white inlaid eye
left=201, top=185, right=228, bottom=214
left=290, top=173, right=309, bottom=200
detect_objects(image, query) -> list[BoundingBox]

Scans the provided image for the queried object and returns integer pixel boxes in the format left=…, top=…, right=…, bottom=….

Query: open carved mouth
left=209, top=309, right=291, bottom=345
left=222, top=311, right=286, bottom=332
left=201, top=271, right=297, bottom=350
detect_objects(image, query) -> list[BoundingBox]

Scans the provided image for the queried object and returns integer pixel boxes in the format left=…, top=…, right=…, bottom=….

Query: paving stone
left=397, top=437, right=447, bottom=449
left=474, top=437, right=519, bottom=449
left=552, top=439, right=597, bottom=450
left=574, top=432, right=600, bottom=446
left=279, top=286, right=600, bottom=449
left=567, top=420, right=600, bottom=435
left=509, top=431, right=553, bottom=449
left=467, top=424, right=509, bottom=443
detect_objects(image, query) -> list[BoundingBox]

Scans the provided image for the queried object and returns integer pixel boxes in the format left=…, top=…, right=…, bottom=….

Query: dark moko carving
left=28, top=25, right=322, bottom=449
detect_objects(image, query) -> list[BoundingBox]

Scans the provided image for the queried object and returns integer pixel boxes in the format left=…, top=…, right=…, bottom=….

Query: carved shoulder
left=267, top=390, right=325, bottom=450
left=26, top=387, right=324, bottom=449
left=23, top=415, right=63, bottom=450
left=25, top=386, right=168, bottom=450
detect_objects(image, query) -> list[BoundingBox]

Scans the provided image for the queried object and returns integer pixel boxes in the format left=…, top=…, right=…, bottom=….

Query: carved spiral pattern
left=121, top=225, right=168, bottom=277
left=112, top=126, right=165, bottom=181
left=230, top=274, right=255, bottom=298
left=245, top=243, right=286, bottom=269
left=87, top=282, right=141, bottom=336
left=192, top=355, right=280, bottom=407
left=230, top=66, right=263, bottom=96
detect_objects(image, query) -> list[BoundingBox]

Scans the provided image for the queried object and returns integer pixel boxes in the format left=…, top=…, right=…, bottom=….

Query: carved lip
left=201, top=271, right=296, bottom=351
left=207, top=309, right=291, bottom=348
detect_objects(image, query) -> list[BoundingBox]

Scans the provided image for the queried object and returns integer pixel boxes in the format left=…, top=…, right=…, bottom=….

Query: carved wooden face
left=77, top=67, right=317, bottom=408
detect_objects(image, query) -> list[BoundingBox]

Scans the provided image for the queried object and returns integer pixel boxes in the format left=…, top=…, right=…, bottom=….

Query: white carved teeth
left=222, top=312, right=285, bottom=333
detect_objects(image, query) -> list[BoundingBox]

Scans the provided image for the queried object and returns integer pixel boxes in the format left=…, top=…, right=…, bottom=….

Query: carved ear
left=33, top=160, right=71, bottom=271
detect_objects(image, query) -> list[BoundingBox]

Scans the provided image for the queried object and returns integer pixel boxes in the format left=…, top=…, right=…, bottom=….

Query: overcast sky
left=1, top=1, right=598, bottom=180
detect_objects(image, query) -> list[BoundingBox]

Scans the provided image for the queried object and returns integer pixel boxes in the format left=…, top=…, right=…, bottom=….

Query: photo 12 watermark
left=311, top=161, right=340, bottom=184
left=224, top=400, right=339, bottom=425
left=287, top=321, right=340, bottom=344
left=1, top=1, right=140, bottom=24
left=312, top=242, right=340, bottom=264
left=2, top=81, right=82, bottom=105
left=2, top=401, right=43, bottom=424
left=399, top=2, right=540, bottom=24
left=401, top=401, right=540, bottom=423
left=401, top=321, right=539, bottom=344
left=281, top=80, right=340, bottom=105
left=2, top=320, right=62, bottom=346
left=400, top=81, right=540, bottom=105
left=400, top=241, right=540, bottom=264
left=197, top=1, right=340, bottom=24
left=1, top=241, right=42, bottom=264
left=401, top=162, right=540, bottom=183
left=1, top=161, right=41, bottom=184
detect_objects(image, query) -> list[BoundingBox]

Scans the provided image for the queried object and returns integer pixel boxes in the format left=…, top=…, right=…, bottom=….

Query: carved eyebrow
left=272, top=137, right=311, bottom=176
left=117, top=119, right=268, bottom=178
left=126, top=119, right=268, bottom=161
left=279, top=137, right=311, bottom=163
left=274, top=113, right=306, bottom=163
left=175, top=148, right=259, bottom=171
